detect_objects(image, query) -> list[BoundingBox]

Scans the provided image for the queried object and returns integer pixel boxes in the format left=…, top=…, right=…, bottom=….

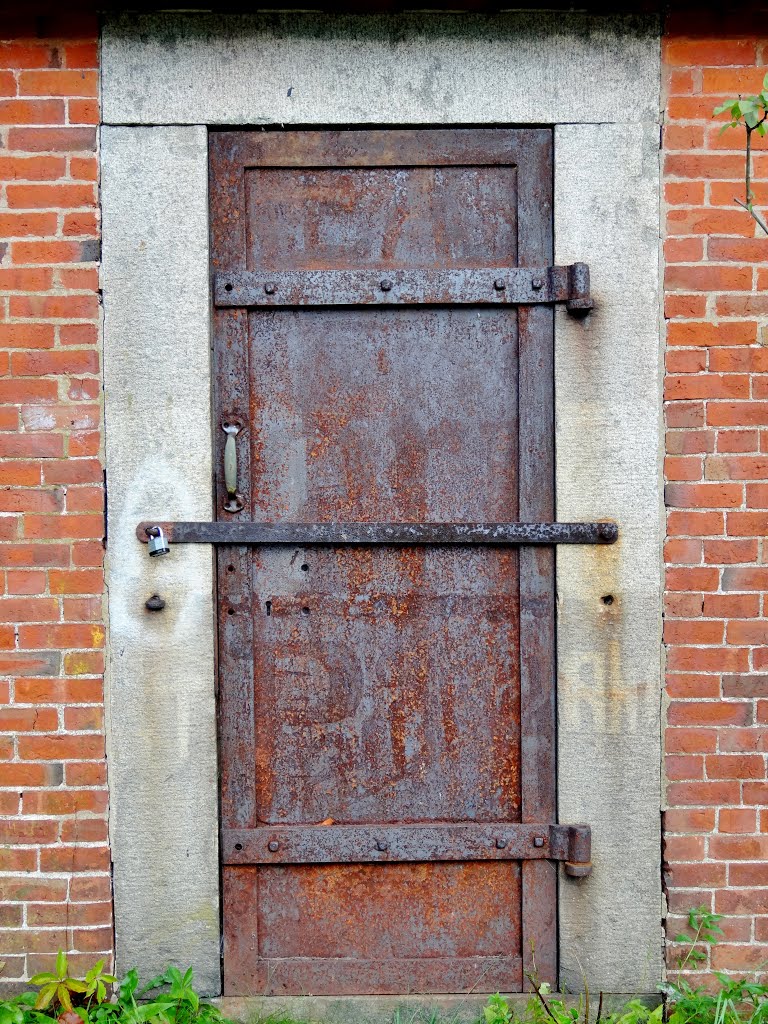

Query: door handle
left=222, top=421, right=243, bottom=513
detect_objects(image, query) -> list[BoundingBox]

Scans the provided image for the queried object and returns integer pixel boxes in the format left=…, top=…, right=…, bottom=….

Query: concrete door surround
left=100, top=11, right=663, bottom=1000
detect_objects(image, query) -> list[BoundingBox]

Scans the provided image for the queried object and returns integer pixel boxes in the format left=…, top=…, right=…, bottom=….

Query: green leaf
left=57, top=985, right=73, bottom=1012
left=120, top=968, right=139, bottom=1001
left=67, top=980, right=87, bottom=994
left=55, top=951, right=67, bottom=980
left=34, top=985, right=56, bottom=1011
left=714, top=100, right=738, bottom=116
left=85, top=962, right=100, bottom=985
left=29, top=973, right=57, bottom=985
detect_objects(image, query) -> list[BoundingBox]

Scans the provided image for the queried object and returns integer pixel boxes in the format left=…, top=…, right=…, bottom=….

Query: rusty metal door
left=210, top=129, right=560, bottom=997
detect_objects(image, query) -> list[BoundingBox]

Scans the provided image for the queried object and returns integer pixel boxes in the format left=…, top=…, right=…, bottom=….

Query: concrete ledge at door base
left=216, top=993, right=661, bottom=1024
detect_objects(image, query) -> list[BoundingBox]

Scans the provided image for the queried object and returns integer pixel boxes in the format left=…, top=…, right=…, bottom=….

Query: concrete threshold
left=217, top=992, right=658, bottom=1024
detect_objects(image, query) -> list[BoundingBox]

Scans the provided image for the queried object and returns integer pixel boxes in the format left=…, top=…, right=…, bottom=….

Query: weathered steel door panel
left=210, top=129, right=557, bottom=997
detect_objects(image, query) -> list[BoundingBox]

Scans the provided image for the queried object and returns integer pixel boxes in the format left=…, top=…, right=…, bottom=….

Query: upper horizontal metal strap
left=214, top=263, right=593, bottom=314
left=222, top=821, right=592, bottom=876
left=137, top=521, right=618, bottom=546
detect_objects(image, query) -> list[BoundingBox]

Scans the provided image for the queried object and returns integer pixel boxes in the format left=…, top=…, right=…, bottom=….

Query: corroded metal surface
left=222, top=822, right=591, bottom=867
left=224, top=863, right=523, bottom=996
left=213, top=265, right=591, bottom=309
left=210, top=128, right=559, bottom=996
left=136, top=520, right=618, bottom=545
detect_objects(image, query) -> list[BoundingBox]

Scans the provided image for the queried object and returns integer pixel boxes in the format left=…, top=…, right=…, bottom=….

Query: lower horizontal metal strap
left=222, top=822, right=592, bottom=877
left=137, top=520, right=617, bottom=546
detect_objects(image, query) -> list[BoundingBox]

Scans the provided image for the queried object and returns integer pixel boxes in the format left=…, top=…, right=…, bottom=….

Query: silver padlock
left=147, top=526, right=170, bottom=557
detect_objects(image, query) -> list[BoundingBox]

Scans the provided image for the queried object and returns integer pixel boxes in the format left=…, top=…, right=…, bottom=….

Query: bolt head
left=376, top=840, right=389, bottom=851
left=531, top=277, right=544, bottom=290
left=268, top=840, right=279, bottom=852
left=533, top=836, right=545, bottom=848
left=495, top=837, right=507, bottom=849
left=380, top=278, right=393, bottom=292
left=264, top=282, right=277, bottom=295
left=493, top=278, right=506, bottom=291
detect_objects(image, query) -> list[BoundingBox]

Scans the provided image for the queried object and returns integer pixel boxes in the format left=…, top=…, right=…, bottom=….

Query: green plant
left=484, top=994, right=515, bottom=1024
left=83, top=961, right=119, bottom=1009
left=0, top=957, right=235, bottom=1024
left=479, top=990, right=662, bottom=1024
left=714, top=78, right=768, bottom=236
left=660, top=905, right=768, bottom=1024
left=29, top=951, right=116, bottom=1014
left=671, top=906, right=725, bottom=972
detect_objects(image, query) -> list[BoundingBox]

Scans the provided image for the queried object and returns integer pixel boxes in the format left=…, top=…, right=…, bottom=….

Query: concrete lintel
left=101, top=125, right=220, bottom=992
left=555, top=122, right=664, bottom=991
left=102, top=11, right=660, bottom=127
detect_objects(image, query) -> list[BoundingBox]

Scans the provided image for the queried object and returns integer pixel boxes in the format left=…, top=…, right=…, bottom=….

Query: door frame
left=101, top=10, right=663, bottom=997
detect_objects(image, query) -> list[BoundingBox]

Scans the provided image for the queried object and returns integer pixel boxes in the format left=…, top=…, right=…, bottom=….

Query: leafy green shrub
left=0, top=957, right=234, bottom=1024
left=482, top=986, right=661, bottom=1024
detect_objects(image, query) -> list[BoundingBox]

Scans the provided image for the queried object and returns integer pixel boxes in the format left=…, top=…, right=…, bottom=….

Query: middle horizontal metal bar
left=214, top=265, right=583, bottom=308
left=137, top=521, right=618, bottom=546
left=222, top=822, right=580, bottom=866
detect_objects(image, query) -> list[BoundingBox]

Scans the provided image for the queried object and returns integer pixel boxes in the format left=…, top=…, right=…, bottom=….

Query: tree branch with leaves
left=714, top=75, right=768, bottom=236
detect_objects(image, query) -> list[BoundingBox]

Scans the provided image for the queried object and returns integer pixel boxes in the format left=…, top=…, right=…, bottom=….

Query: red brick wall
left=3, top=6, right=768, bottom=989
left=0, top=15, right=110, bottom=981
left=663, top=16, right=768, bottom=980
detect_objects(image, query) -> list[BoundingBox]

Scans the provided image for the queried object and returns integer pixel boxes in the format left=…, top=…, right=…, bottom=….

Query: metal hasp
left=137, top=520, right=618, bottom=546
left=214, top=262, right=594, bottom=316
left=223, top=822, right=592, bottom=877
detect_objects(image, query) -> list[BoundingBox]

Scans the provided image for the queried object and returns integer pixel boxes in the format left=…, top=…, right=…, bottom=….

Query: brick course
left=0, top=15, right=108, bottom=982
left=664, top=14, right=768, bottom=982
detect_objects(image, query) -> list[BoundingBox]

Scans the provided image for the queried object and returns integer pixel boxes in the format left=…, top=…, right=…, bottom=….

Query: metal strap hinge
left=137, top=521, right=618, bottom=547
left=214, top=263, right=593, bottom=316
left=222, top=822, right=592, bottom=877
